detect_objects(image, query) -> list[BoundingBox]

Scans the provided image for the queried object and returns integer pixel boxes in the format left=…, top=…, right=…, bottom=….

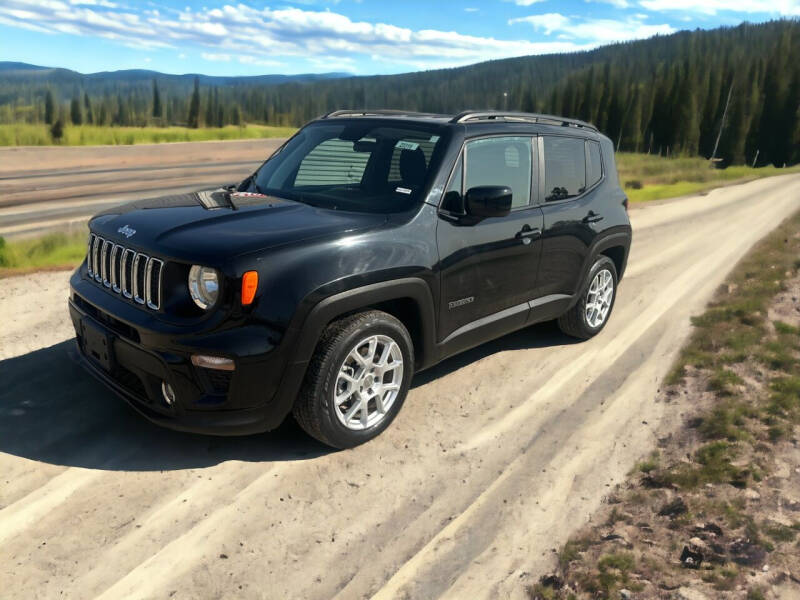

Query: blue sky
left=1, top=0, right=798, bottom=76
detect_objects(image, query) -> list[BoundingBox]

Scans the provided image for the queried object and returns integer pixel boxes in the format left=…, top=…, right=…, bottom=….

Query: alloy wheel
left=333, top=334, right=404, bottom=430
left=585, top=268, right=614, bottom=328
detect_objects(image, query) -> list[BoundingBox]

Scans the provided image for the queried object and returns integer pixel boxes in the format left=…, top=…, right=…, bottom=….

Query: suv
left=69, top=110, right=631, bottom=448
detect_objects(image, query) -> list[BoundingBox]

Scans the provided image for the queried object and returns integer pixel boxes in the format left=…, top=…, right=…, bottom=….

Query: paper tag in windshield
left=395, top=187, right=412, bottom=195
left=395, top=140, right=419, bottom=151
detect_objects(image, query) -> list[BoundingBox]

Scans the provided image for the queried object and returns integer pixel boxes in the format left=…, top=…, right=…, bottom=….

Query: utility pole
left=752, top=149, right=759, bottom=168
left=503, top=92, right=508, bottom=111
left=710, top=81, right=734, bottom=165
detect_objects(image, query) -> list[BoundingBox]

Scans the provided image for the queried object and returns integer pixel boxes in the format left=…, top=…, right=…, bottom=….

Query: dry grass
left=0, top=231, right=87, bottom=277
left=616, top=153, right=800, bottom=203
left=0, top=123, right=296, bottom=146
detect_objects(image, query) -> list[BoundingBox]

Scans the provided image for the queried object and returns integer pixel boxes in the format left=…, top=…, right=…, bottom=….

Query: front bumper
left=69, top=272, right=295, bottom=435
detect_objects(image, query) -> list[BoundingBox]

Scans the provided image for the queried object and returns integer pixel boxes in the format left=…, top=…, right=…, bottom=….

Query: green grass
left=0, top=123, right=297, bottom=146
left=615, top=153, right=800, bottom=203
left=0, top=232, right=88, bottom=276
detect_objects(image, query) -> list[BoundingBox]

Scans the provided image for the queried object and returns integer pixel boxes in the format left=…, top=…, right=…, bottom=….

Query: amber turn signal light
left=241, top=271, right=258, bottom=305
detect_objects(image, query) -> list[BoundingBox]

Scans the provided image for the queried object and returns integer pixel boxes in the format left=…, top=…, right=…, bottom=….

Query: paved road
left=0, top=139, right=283, bottom=238
left=0, top=173, right=799, bottom=599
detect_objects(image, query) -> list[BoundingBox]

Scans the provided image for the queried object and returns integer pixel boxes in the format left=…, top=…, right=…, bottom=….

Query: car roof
left=315, top=109, right=599, bottom=134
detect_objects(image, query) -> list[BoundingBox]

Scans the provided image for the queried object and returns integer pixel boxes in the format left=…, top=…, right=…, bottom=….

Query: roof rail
left=320, top=109, right=443, bottom=119
left=450, top=110, right=598, bottom=132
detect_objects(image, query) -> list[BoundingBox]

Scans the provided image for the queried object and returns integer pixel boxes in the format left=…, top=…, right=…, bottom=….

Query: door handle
left=583, top=211, right=604, bottom=224
left=515, top=224, right=541, bottom=245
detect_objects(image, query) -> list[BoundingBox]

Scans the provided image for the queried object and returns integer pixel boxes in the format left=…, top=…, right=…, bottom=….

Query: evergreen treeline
left=0, top=20, right=798, bottom=166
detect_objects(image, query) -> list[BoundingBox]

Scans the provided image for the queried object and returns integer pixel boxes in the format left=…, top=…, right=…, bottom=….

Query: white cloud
left=201, top=52, right=231, bottom=62
left=0, top=0, right=605, bottom=70
left=510, top=13, right=675, bottom=44
left=69, top=0, right=117, bottom=7
left=464, top=7, right=479, bottom=12
left=588, top=0, right=632, bottom=8
left=237, top=55, right=283, bottom=67
left=509, top=13, right=570, bottom=35
left=638, top=0, right=800, bottom=15
left=514, top=0, right=548, bottom=5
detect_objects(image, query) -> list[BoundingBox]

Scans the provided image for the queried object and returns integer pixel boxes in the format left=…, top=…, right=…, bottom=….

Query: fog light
left=191, top=355, right=235, bottom=371
left=161, top=381, right=176, bottom=406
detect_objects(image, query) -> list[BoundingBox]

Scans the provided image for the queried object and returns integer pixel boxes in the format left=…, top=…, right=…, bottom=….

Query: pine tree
left=44, top=90, right=55, bottom=125
left=187, top=77, right=201, bottom=128
left=84, top=92, right=93, bottom=125
left=152, top=79, right=162, bottom=120
left=70, top=97, right=82, bottom=125
left=204, top=88, right=214, bottom=126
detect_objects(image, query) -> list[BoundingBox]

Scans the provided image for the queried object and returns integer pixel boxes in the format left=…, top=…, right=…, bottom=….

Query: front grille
left=87, top=233, right=164, bottom=310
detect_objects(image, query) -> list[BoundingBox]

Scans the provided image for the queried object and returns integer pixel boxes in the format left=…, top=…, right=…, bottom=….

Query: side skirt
left=435, top=293, right=572, bottom=364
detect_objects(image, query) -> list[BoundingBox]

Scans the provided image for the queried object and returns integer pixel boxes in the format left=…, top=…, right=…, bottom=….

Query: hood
left=88, top=190, right=387, bottom=265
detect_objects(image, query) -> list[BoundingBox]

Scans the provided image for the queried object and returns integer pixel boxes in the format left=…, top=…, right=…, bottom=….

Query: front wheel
left=557, top=256, right=618, bottom=339
left=293, top=310, right=414, bottom=449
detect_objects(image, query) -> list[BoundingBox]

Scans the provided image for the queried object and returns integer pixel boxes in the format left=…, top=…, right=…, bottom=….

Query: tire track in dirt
left=0, top=172, right=798, bottom=600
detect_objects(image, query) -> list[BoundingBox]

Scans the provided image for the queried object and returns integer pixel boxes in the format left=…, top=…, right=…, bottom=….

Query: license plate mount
left=82, top=318, right=114, bottom=372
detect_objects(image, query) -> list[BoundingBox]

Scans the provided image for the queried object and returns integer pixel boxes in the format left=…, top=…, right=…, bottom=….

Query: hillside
left=1, top=20, right=798, bottom=166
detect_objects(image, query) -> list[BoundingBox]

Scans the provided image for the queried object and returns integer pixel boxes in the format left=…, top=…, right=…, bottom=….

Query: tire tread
left=293, top=310, right=412, bottom=448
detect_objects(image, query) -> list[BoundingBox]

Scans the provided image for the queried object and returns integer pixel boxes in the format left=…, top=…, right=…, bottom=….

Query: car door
left=534, top=136, right=603, bottom=301
left=436, top=135, right=544, bottom=346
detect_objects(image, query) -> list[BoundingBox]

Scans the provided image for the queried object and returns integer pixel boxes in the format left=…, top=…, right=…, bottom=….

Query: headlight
left=188, top=265, right=219, bottom=310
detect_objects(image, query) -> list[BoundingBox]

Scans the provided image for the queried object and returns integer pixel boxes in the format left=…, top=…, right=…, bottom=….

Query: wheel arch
left=291, top=277, right=438, bottom=372
left=584, top=230, right=631, bottom=283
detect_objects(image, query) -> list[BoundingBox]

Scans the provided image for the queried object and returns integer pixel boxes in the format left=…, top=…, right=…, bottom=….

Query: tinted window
left=586, top=141, right=603, bottom=188
left=388, top=138, right=438, bottom=182
left=543, top=136, right=586, bottom=202
left=295, top=138, right=370, bottom=186
left=253, top=123, right=446, bottom=213
left=465, top=137, right=531, bottom=208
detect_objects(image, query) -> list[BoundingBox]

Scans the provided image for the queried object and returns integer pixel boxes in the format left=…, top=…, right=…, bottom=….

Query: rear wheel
left=557, top=255, right=618, bottom=339
left=293, top=310, right=414, bottom=449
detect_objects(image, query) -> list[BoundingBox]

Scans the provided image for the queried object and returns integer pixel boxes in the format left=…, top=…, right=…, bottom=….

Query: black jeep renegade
left=69, top=110, right=632, bottom=448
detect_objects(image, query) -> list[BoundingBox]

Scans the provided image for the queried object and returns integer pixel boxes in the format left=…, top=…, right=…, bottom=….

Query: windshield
left=250, top=121, right=448, bottom=213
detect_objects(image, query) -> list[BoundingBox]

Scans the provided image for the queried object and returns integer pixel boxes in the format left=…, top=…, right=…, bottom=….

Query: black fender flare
left=290, top=277, right=437, bottom=368
left=263, top=277, right=437, bottom=429
left=566, top=230, right=631, bottom=309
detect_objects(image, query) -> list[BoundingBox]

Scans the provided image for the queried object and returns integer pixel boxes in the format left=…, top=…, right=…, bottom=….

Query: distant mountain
left=0, top=62, right=349, bottom=85
left=0, top=62, right=52, bottom=72
left=1, top=20, right=798, bottom=168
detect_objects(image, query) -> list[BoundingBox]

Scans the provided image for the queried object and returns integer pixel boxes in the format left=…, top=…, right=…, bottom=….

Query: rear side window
left=543, top=136, right=586, bottom=202
left=586, top=140, right=603, bottom=188
left=465, top=136, right=532, bottom=208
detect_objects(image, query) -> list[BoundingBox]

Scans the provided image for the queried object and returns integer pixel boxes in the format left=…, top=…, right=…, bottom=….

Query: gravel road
left=0, top=172, right=798, bottom=600
left=0, top=139, right=282, bottom=238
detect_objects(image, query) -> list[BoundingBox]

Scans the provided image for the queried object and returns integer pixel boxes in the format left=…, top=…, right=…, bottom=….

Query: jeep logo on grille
left=117, top=224, right=136, bottom=238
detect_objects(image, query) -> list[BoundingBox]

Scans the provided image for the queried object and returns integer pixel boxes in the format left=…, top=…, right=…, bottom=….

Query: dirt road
left=0, top=139, right=282, bottom=238
left=1, top=174, right=799, bottom=599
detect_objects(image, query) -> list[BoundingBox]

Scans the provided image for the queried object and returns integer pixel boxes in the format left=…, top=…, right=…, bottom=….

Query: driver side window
left=464, top=137, right=532, bottom=209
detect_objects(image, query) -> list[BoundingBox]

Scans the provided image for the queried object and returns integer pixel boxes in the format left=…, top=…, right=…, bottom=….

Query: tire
left=293, top=310, right=414, bottom=449
left=557, top=255, right=618, bottom=340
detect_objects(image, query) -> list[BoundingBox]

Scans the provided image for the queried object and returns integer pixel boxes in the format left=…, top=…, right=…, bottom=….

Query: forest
left=0, top=20, right=798, bottom=167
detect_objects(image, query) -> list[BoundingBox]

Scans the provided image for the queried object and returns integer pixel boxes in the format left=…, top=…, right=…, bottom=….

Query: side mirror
left=465, top=186, right=513, bottom=218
